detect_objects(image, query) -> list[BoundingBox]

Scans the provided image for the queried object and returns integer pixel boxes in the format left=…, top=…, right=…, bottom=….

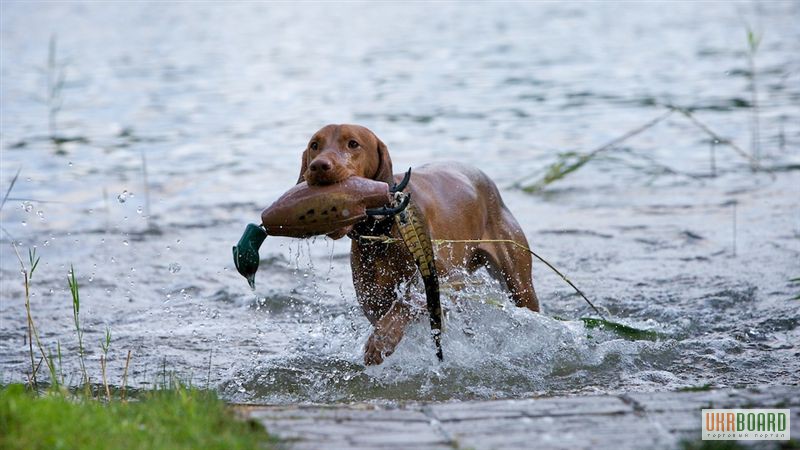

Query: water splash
left=221, top=272, right=673, bottom=404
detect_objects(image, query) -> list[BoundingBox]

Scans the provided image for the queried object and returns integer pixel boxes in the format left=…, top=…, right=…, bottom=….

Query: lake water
left=1, top=2, right=798, bottom=404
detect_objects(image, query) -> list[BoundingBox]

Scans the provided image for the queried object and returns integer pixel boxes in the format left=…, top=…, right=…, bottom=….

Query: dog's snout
left=305, top=154, right=348, bottom=185
left=309, top=158, right=332, bottom=173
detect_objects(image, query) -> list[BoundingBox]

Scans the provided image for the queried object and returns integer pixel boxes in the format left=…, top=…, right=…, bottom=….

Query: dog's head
left=298, top=124, right=393, bottom=186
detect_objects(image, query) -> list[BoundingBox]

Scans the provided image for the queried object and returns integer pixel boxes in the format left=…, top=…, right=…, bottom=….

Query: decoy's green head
left=232, top=223, right=267, bottom=289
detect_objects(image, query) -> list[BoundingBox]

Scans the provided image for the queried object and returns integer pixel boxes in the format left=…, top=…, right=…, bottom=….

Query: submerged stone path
left=238, top=386, right=799, bottom=449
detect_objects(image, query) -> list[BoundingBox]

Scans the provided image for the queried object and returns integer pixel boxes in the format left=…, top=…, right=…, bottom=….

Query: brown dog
left=297, top=124, right=539, bottom=365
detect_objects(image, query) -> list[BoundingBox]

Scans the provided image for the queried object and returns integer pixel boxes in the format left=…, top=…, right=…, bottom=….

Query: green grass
left=0, top=384, right=276, bottom=450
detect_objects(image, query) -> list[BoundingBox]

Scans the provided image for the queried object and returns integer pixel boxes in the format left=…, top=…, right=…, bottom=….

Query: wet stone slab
left=239, top=386, right=800, bottom=449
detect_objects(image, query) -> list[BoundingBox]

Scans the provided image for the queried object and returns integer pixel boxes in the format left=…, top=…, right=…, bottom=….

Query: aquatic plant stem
left=710, top=140, right=717, bottom=177
left=514, top=109, right=675, bottom=191
left=7, top=240, right=36, bottom=387
left=671, top=107, right=763, bottom=171
left=8, top=242, right=58, bottom=388
left=515, top=104, right=772, bottom=192
left=99, top=326, right=111, bottom=401
left=205, top=348, right=213, bottom=390
left=46, top=34, right=65, bottom=144
left=0, top=167, right=22, bottom=213
left=24, top=270, right=37, bottom=389
left=746, top=27, right=762, bottom=162
left=140, top=150, right=152, bottom=230
left=121, top=349, right=132, bottom=401
left=68, top=266, right=89, bottom=387
left=732, top=201, right=738, bottom=257
left=28, top=357, right=43, bottom=387
left=100, top=355, right=110, bottom=401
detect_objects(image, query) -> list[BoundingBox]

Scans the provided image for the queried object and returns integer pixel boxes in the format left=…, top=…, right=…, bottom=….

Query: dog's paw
left=364, top=325, right=403, bottom=365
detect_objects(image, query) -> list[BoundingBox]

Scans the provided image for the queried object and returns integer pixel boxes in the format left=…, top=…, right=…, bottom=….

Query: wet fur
left=298, top=124, right=539, bottom=365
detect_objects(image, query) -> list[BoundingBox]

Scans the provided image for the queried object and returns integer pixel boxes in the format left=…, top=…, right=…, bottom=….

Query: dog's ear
left=373, top=136, right=394, bottom=184
left=296, top=149, right=309, bottom=184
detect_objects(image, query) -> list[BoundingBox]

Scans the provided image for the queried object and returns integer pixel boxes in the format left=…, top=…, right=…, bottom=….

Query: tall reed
left=46, top=34, right=65, bottom=143
left=100, top=326, right=112, bottom=401
left=746, top=27, right=762, bottom=162
left=68, top=265, right=89, bottom=386
left=8, top=244, right=58, bottom=390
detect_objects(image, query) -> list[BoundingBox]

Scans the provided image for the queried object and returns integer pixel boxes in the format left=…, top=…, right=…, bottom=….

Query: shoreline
left=235, top=385, right=799, bottom=449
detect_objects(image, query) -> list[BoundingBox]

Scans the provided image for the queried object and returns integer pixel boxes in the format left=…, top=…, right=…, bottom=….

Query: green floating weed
left=551, top=316, right=663, bottom=341
left=790, top=277, right=800, bottom=300
left=579, top=317, right=662, bottom=341
left=678, top=383, right=714, bottom=392
left=521, top=151, right=593, bottom=193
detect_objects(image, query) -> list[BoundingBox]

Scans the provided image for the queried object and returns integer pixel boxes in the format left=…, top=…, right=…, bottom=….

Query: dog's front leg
left=364, top=297, right=417, bottom=365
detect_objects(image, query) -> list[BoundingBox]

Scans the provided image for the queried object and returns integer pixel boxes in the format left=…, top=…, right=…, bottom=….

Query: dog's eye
left=347, top=140, right=359, bottom=149
left=309, top=142, right=318, bottom=151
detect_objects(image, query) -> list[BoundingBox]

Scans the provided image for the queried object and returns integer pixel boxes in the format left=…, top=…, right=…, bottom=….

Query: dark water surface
left=1, top=2, right=799, bottom=404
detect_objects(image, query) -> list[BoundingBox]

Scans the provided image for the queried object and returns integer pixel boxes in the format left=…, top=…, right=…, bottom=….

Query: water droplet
left=37, top=210, right=45, bottom=221
left=137, top=206, right=143, bottom=214
left=122, top=240, right=129, bottom=246
left=22, top=202, right=33, bottom=212
left=176, top=239, right=181, bottom=244
left=43, top=240, right=50, bottom=246
left=21, top=220, right=27, bottom=227
left=168, top=262, right=181, bottom=273
left=68, top=161, right=73, bottom=167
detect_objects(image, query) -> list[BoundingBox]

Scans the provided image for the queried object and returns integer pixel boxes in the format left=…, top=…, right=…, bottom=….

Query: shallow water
left=1, top=2, right=799, bottom=404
